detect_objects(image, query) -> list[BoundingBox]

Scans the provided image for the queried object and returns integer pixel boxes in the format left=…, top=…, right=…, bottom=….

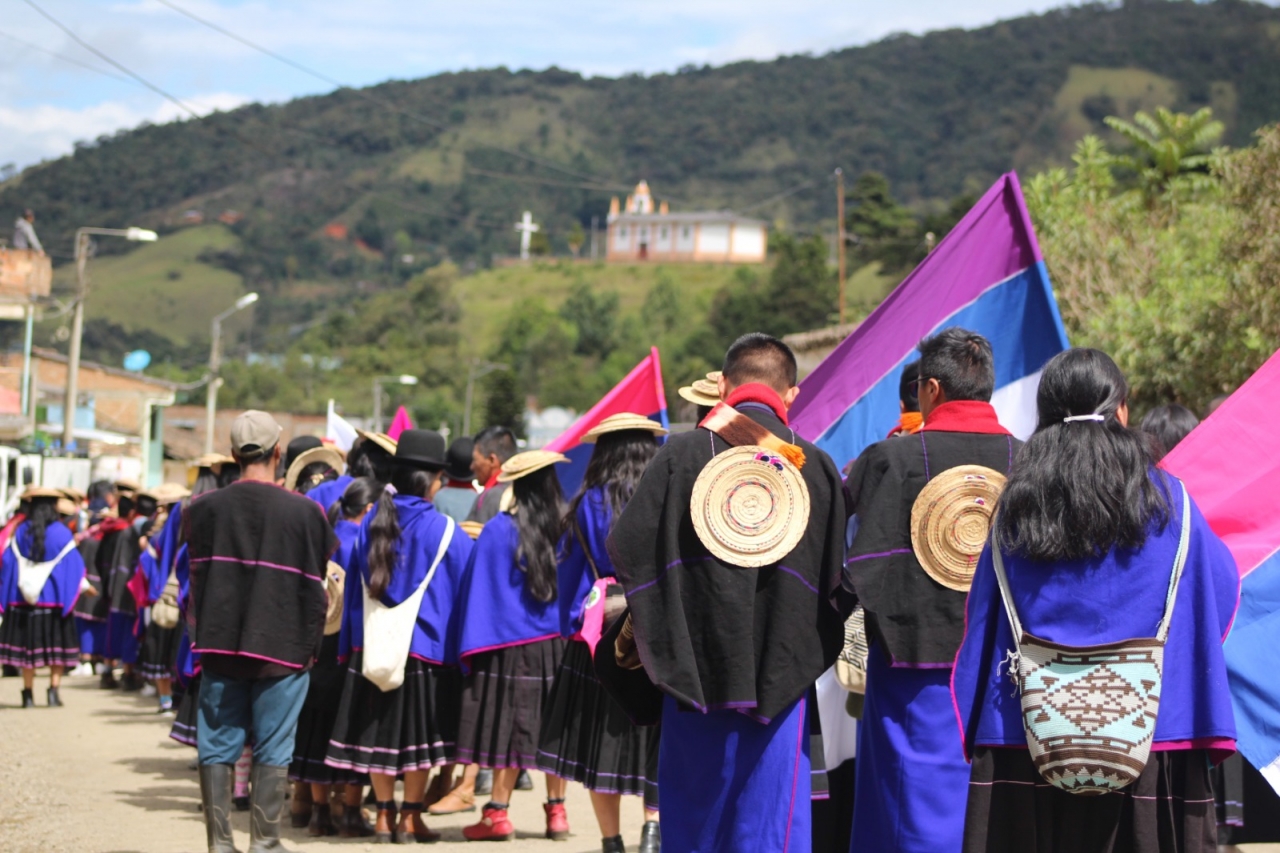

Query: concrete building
left=606, top=181, right=767, bottom=264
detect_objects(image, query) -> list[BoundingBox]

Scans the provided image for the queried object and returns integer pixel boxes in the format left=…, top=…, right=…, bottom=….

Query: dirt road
left=0, top=675, right=647, bottom=853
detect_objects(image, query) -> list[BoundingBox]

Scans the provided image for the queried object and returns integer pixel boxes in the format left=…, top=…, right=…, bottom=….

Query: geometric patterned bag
left=991, top=482, right=1191, bottom=796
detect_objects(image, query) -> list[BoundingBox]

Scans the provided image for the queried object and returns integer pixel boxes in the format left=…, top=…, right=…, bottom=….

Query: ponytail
left=365, top=468, right=435, bottom=598
left=27, top=498, right=59, bottom=561
left=513, top=467, right=565, bottom=604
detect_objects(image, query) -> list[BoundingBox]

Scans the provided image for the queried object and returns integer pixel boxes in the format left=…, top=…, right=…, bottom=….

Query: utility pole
left=63, top=231, right=89, bottom=450
left=836, top=168, right=847, bottom=326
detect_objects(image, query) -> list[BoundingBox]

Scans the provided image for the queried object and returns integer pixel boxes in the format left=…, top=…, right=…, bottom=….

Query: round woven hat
left=323, top=562, right=345, bottom=636
left=678, top=378, right=720, bottom=408
left=460, top=520, right=486, bottom=540
left=284, top=446, right=346, bottom=492
left=191, top=453, right=234, bottom=473
left=497, top=450, right=569, bottom=483
left=582, top=413, right=668, bottom=444
left=690, top=445, right=810, bottom=568
left=355, top=429, right=398, bottom=456
left=910, top=465, right=1007, bottom=592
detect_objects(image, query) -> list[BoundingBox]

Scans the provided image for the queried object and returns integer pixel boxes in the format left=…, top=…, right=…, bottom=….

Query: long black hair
left=191, top=467, right=220, bottom=497
left=1139, top=404, right=1200, bottom=462
left=27, top=497, right=60, bottom=560
left=294, top=461, right=338, bottom=495
left=327, top=477, right=386, bottom=527
left=996, top=348, right=1170, bottom=562
left=349, top=440, right=394, bottom=485
left=514, top=466, right=565, bottom=604
left=564, top=430, right=659, bottom=544
left=366, top=466, right=441, bottom=599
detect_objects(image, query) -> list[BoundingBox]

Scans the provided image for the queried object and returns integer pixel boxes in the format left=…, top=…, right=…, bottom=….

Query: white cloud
left=0, top=92, right=249, bottom=169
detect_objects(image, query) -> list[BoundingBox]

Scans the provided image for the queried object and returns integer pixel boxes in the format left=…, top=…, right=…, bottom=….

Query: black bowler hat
left=392, top=429, right=448, bottom=470
left=446, top=437, right=475, bottom=481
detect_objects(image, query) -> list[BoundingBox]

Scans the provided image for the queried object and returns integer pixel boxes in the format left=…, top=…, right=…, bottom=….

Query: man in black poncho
left=605, top=333, right=846, bottom=853
left=843, top=328, right=1018, bottom=853
left=187, top=411, right=336, bottom=853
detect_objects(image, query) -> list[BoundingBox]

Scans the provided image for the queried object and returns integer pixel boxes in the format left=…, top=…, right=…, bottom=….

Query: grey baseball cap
left=230, top=410, right=282, bottom=462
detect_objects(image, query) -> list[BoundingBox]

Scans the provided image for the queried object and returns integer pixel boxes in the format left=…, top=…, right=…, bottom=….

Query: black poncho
left=186, top=480, right=335, bottom=678
left=607, top=404, right=846, bottom=724
left=843, top=401, right=1019, bottom=666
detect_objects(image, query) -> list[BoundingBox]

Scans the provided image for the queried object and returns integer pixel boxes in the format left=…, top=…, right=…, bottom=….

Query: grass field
left=51, top=224, right=250, bottom=346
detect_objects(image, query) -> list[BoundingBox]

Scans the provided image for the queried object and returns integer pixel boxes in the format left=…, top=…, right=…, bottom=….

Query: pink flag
left=387, top=406, right=414, bottom=441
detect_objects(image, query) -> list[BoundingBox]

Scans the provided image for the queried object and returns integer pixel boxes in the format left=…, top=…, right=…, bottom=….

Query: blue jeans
left=197, top=669, right=309, bottom=767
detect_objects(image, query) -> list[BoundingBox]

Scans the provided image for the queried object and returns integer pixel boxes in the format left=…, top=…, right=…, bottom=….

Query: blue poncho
left=0, top=520, right=86, bottom=617
left=557, top=487, right=615, bottom=638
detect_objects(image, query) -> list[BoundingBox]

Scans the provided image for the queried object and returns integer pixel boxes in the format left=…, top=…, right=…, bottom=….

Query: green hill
left=5, top=0, right=1280, bottom=360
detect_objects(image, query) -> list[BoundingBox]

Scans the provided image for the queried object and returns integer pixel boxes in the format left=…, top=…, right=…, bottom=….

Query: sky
left=0, top=0, right=1257, bottom=172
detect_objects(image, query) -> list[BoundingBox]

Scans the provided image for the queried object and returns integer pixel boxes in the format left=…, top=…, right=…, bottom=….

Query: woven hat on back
left=910, top=465, right=1007, bottom=592
left=690, top=445, right=810, bottom=568
left=497, top=450, right=569, bottom=483
left=284, top=446, right=346, bottom=492
left=581, top=413, right=668, bottom=444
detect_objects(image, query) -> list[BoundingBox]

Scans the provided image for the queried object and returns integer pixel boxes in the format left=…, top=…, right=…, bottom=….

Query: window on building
left=660, top=226, right=669, bottom=239
left=620, top=227, right=628, bottom=238
left=682, top=226, right=692, bottom=239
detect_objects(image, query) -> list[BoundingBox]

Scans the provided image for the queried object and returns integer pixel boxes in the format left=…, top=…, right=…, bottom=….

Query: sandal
left=427, top=786, right=475, bottom=815
left=397, top=802, right=440, bottom=844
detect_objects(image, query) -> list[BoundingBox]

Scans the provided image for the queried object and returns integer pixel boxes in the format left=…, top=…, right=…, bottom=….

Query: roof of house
left=30, top=347, right=180, bottom=390
left=608, top=211, right=767, bottom=226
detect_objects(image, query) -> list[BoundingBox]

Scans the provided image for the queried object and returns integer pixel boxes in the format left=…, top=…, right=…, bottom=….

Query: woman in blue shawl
left=537, top=414, right=666, bottom=853
left=952, top=349, right=1239, bottom=853
left=324, top=431, right=474, bottom=844
left=0, top=488, right=87, bottom=707
left=454, top=450, right=571, bottom=843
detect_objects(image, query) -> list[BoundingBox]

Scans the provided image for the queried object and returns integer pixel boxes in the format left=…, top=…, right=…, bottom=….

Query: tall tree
left=1104, top=107, right=1225, bottom=198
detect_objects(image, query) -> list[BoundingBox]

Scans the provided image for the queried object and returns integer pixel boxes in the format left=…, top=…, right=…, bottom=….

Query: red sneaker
left=463, top=807, right=514, bottom=842
left=544, top=801, right=570, bottom=840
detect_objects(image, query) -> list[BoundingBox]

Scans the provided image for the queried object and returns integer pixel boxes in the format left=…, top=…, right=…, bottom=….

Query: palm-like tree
left=1104, top=107, right=1225, bottom=196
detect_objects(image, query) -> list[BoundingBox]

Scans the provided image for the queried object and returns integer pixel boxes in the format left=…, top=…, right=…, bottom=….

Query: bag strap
left=360, top=516, right=455, bottom=605
left=12, top=536, right=77, bottom=571
left=572, top=524, right=601, bottom=583
left=1155, top=482, right=1192, bottom=643
left=992, top=481, right=1192, bottom=645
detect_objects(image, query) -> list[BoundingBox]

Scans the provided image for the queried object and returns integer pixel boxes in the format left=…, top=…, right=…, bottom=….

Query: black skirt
left=0, top=605, right=80, bottom=669
left=1216, top=752, right=1280, bottom=844
left=456, top=637, right=565, bottom=769
left=137, top=622, right=180, bottom=680
left=963, top=747, right=1218, bottom=853
left=290, top=636, right=363, bottom=785
left=169, top=673, right=200, bottom=747
left=324, top=652, right=460, bottom=776
left=536, top=639, right=658, bottom=807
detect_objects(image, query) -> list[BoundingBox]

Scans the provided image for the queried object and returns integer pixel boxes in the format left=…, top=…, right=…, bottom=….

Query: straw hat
left=191, top=453, right=234, bottom=473
left=58, top=486, right=85, bottom=504
left=56, top=497, right=79, bottom=517
left=460, top=520, right=485, bottom=540
left=496, top=450, right=570, bottom=483
left=21, top=486, right=64, bottom=501
left=678, top=377, right=720, bottom=408
left=144, top=482, right=192, bottom=506
left=910, top=465, right=1007, bottom=592
left=355, top=429, right=398, bottom=456
left=284, top=446, right=346, bottom=493
left=581, top=413, right=668, bottom=444
left=115, top=479, right=140, bottom=495
left=690, top=445, right=810, bottom=568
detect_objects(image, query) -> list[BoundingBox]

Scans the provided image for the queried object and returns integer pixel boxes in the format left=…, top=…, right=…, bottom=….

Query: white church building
left=605, top=181, right=767, bottom=264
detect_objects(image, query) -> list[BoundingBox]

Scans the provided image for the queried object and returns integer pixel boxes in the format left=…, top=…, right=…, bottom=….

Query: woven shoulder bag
left=991, top=482, right=1191, bottom=795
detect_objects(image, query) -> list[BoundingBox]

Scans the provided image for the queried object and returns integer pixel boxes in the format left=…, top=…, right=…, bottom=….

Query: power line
left=152, top=0, right=623, bottom=187
left=738, top=175, right=829, bottom=214
left=464, top=167, right=632, bottom=194
left=0, top=28, right=133, bottom=83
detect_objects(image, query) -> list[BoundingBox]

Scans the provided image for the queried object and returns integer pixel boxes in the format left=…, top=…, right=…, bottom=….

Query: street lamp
left=204, top=292, right=260, bottom=454
left=462, top=359, right=509, bottom=438
left=372, top=374, right=418, bottom=433
left=63, top=226, right=159, bottom=450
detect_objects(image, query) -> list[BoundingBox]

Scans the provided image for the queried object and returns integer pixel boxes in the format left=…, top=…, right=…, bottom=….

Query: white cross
left=514, top=210, right=540, bottom=260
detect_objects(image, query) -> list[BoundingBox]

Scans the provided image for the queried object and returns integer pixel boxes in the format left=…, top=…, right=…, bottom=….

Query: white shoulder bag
left=13, top=538, right=79, bottom=605
left=360, top=517, right=454, bottom=692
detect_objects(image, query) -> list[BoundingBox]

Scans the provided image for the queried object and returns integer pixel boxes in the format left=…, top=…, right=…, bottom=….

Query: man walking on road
left=187, top=411, right=336, bottom=853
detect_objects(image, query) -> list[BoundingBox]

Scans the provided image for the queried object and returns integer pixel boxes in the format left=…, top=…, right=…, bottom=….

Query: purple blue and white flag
left=789, top=172, right=1069, bottom=466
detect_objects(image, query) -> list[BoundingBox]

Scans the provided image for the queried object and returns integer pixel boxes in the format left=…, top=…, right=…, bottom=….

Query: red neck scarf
left=922, top=400, right=1011, bottom=436
left=723, top=383, right=789, bottom=425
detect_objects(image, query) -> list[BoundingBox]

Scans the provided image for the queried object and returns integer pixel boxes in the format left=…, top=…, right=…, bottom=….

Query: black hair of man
left=474, top=425, right=517, bottom=464
left=722, top=332, right=798, bottom=393
left=899, top=360, right=921, bottom=413
left=917, top=327, right=995, bottom=402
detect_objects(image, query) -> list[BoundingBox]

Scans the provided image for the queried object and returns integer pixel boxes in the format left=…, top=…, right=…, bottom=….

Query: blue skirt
left=106, top=612, right=139, bottom=663
left=76, top=617, right=106, bottom=656
left=850, top=647, right=968, bottom=853
left=660, top=694, right=811, bottom=853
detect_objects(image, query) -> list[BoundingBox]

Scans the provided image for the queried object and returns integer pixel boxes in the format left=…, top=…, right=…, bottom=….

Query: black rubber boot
left=248, top=765, right=291, bottom=852
left=307, top=803, right=336, bottom=837
left=199, top=764, right=241, bottom=853
left=47, top=686, right=62, bottom=707
left=20, top=688, right=34, bottom=708
left=638, top=820, right=661, bottom=853
left=603, top=835, right=627, bottom=853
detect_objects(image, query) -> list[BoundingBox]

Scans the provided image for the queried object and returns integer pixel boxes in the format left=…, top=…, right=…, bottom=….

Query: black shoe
left=99, top=671, right=118, bottom=689
left=234, top=796, right=250, bottom=812
left=603, top=836, right=626, bottom=853
left=47, top=687, right=62, bottom=707
left=20, top=688, right=34, bottom=708
left=514, top=769, right=534, bottom=791
left=475, top=768, right=493, bottom=795
left=307, top=803, right=336, bottom=837
left=121, top=672, right=144, bottom=692
left=638, top=820, right=661, bottom=853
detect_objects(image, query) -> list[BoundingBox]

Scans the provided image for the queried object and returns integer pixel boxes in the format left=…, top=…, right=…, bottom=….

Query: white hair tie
left=1063, top=414, right=1106, bottom=424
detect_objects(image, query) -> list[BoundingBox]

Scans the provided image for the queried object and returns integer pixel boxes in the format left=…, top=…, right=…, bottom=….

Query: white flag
left=326, top=400, right=357, bottom=452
